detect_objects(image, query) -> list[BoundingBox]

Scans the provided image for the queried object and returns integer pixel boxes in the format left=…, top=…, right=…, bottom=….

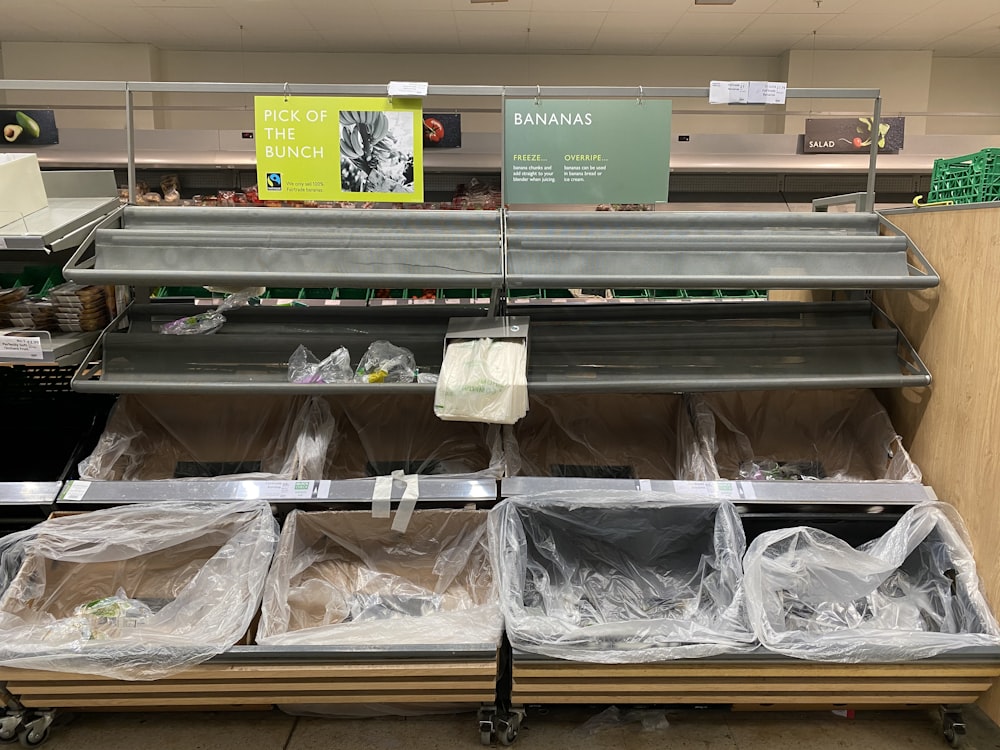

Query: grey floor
left=32, top=704, right=1000, bottom=750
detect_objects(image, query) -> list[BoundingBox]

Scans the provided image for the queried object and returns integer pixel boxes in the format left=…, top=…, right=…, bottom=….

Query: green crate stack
left=333, top=288, right=371, bottom=302
left=508, top=288, right=543, bottom=300
left=611, top=289, right=650, bottom=299
left=719, top=289, right=758, bottom=299
left=684, top=289, right=724, bottom=299
left=15, top=265, right=62, bottom=295
left=927, top=148, right=1000, bottom=205
left=543, top=289, right=575, bottom=299
left=649, top=289, right=687, bottom=299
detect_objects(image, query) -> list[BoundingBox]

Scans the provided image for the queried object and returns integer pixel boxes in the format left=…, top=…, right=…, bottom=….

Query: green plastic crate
left=333, top=288, right=370, bottom=301
left=650, top=289, right=687, bottom=299
left=15, top=265, right=61, bottom=295
left=719, top=289, right=757, bottom=299
left=611, top=289, right=650, bottom=299
left=298, top=288, right=335, bottom=300
left=263, top=287, right=303, bottom=300
left=684, top=289, right=723, bottom=299
left=927, top=148, right=1000, bottom=205
left=543, top=289, right=575, bottom=299
left=508, top=288, right=543, bottom=299
left=154, top=286, right=214, bottom=299
left=440, top=288, right=478, bottom=300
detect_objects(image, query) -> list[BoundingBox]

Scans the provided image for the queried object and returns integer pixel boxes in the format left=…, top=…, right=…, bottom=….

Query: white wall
left=0, top=42, right=158, bottom=128
left=153, top=50, right=781, bottom=134
left=783, top=49, right=933, bottom=136
left=927, top=58, right=1000, bottom=136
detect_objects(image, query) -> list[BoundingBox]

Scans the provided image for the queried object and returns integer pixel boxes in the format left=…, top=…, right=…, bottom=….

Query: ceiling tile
left=599, top=10, right=682, bottom=33
left=451, top=0, right=534, bottom=9
left=525, top=11, right=607, bottom=31
left=766, top=0, right=861, bottom=11
left=816, top=13, right=905, bottom=34
left=458, top=31, right=528, bottom=52
left=454, top=10, right=531, bottom=31
left=590, top=30, right=666, bottom=53
left=672, top=12, right=759, bottom=34
left=657, top=33, right=734, bottom=55
left=720, top=33, right=808, bottom=55
left=792, top=33, right=866, bottom=49
left=743, top=12, right=836, bottom=33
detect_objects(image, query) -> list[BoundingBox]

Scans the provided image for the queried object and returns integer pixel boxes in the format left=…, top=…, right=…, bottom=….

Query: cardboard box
left=512, top=393, right=695, bottom=480
left=0, top=154, right=48, bottom=229
left=259, top=509, right=501, bottom=647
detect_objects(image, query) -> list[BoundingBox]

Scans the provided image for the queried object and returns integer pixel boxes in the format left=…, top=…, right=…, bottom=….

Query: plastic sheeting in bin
left=318, top=394, right=506, bottom=479
left=0, top=500, right=279, bottom=680
left=257, top=509, right=501, bottom=647
left=78, top=394, right=337, bottom=480
left=489, top=491, right=754, bottom=662
left=689, top=389, right=921, bottom=482
left=744, top=503, right=1000, bottom=662
left=508, top=394, right=713, bottom=480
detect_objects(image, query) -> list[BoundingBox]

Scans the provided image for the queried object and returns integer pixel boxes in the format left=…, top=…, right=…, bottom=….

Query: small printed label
left=0, top=334, right=44, bottom=360
left=262, top=480, right=315, bottom=498
left=388, top=81, right=429, bottom=98
left=674, top=481, right=742, bottom=500
left=62, top=481, right=91, bottom=501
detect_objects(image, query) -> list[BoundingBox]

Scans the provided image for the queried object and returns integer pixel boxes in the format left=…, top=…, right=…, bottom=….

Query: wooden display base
left=511, top=659, right=1000, bottom=708
left=0, top=659, right=498, bottom=709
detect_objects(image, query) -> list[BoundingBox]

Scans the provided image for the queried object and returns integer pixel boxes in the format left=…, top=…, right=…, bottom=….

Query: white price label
left=262, top=480, right=314, bottom=499
left=62, top=481, right=91, bottom=501
left=0, top=334, right=43, bottom=360
left=637, top=479, right=653, bottom=491
left=674, top=481, right=742, bottom=499
left=388, top=81, right=429, bottom=98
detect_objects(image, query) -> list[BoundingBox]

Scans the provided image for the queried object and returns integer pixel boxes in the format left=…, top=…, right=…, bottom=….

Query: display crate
left=927, top=148, right=1000, bottom=205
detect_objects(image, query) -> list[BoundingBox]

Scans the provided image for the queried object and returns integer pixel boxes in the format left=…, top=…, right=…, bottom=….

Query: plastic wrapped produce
left=257, top=509, right=501, bottom=647
left=354, top=340, right=417, bottom=383
left=159, top=287, right=259, bottom=336
left=489, top=490, right=754, bottom=662
left=78, top=394, right=337, bottom=481
left=744, top=503, right=1000, bottom=662
left=287, top=345, right=353, bottom=384
left=0, top=500, right=279, bottom=680
left=689, top=390, right=921, bottom=482
left=317, top=394, right=506, bottom=479
left=509, top=394, right=713, bottom=480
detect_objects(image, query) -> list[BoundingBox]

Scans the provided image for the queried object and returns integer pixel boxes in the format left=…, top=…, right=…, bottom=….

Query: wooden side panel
left=875, top=204, right=1000, bottom=724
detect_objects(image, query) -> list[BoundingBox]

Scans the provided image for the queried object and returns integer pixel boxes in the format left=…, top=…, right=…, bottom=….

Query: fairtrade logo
left=266, top=173, right=282, bottom=190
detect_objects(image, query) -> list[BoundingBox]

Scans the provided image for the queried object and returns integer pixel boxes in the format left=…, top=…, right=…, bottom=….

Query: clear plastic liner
left=509, top=394, right=714, bottom=480
left=489, top=491, right=755, bottom=662
left=316, top=394, right=506, bottom=479
left=354, top=340, right=417, bottom=383
left=78, top=394, right=337, bottom=481
left=0, top=500, right=279, bottom=680
left=257, top=509, right=501, bottom=648
left=287, top=345, right=353, bottom=384
left=743, top=502, right=1000, bottom=661
left=689, top=390, right=921, bottom=482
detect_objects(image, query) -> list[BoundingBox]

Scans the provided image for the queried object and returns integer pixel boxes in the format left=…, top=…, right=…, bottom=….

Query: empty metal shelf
left=72, top=304, right=478, bottom=393
left=521, top=301, right=929, bottom=392
left=64, top=206, right=504, bottom=288
left=505, top=211, right=938, bottom=290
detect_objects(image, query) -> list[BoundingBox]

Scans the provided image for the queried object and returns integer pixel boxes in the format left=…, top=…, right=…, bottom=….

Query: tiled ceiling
left=1, top=0, right=999, bottom=57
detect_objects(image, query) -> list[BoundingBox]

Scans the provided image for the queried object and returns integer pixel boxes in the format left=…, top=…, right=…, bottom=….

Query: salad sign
left=503, top=99, right=671, bottom=205
left=803, top=116, right=905, bottom=154
left=254, top=96, right=424, bottom=202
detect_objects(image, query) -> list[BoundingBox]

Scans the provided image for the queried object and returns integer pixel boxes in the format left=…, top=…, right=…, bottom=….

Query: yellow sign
left=254, top=96, right=423, bottom=202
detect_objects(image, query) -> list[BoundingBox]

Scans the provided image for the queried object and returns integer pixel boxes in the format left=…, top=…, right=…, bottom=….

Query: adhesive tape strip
left=391, top=474, right=420, bottom=533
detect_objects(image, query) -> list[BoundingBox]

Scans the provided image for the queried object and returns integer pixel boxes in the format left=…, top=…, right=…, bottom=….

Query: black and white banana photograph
left=339, top=110, right=415, bottom=194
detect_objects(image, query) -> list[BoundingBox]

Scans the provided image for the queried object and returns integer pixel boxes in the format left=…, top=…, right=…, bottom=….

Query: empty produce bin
left=78, top=394, right=336, bottom=480
left=319, top=394, right=505, bottom=479
left=744, top=502, right=1000, bottom=661
left=257, top=508, right=501, bottom=647
left=0, top=500, right=278, bottom=679
left=489, top=490, right=754, bottom=662
left=509, top=394, right=712, bottom=480
left=690, top=389, right=920, bottom=481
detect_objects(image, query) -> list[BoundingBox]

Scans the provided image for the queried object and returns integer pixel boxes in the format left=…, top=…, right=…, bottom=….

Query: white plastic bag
left=434, top=338, right=527, bottom=424
left=0, top=500, right=279, bottom=680
left=744, top=502, right=1000, bottom=661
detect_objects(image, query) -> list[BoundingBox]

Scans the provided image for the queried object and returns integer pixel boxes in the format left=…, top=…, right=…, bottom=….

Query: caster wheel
left=480, top=729, right=492, bottom=746
left=944, top=728, right=961, bottom=749
left=17, top=727, right=48, bottom=749
left=0, top=718, right=22, bottom=744
left=498, top=715, right=520, bottom=746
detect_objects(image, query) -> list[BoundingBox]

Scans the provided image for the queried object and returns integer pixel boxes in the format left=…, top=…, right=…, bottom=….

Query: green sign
left=503, top=99, right=671, bottom=205
left=254, top=96, right=424, bottom=203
